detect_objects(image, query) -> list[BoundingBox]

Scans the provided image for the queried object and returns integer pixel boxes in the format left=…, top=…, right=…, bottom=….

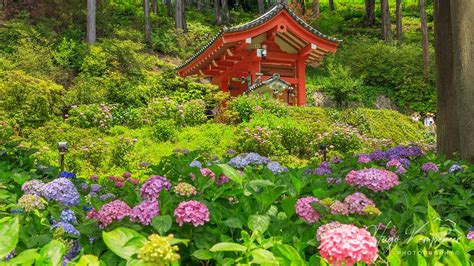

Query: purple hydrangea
left=421, top=162, right=439, bottom=173
left=228, top=153, right=269, bottom=169
left=449, top=164, right=463, bottom=174
left=343, top=192, right=376, bottom=215
left=217, top=174, right=231, bottom=186
left=330, top=156, right=342, bottom=164
left=81, top=183, right=88, bottom=193
left=21, top=179, right=45, bottom=196
left=130, top=200, right=160, bottom=225
left=93, top=200, right=131, bottom=227
left=386, top=159, right=406, bottom=174
left=200, top=168, right=216, bottom=180
left=400, top=146, right=423, bottom=157
left=140, top=176, right=172, bottom=200
left=174, top=200, right=210, bottom=227
left=58, top=171, right=76, bottom=179
left=42, top=178, right=80, bottom=206
left=345, top=168, right=400, bottom=192
left=63, top=240, right=81, bottom=265
left=60, top=209, right=77, bottom=224
left=51, top=222, right=80, bottom=236
left=305, top=162, right=332, bottom=176
left=90, top=184, right=101, bottom=193
left=357, top=154, right=372, bottom=164
left=267, top=161, right=287, bottom=174
left=99, top=193, right=116, bottom=201
left=189, top=160, right=202, bottom=169
left=369, top=150, right=386, bottom=161
left=295, top=196, right=320, bottom=224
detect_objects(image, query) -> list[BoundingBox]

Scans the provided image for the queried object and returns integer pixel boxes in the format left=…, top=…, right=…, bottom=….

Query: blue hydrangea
left=369, top=150, right=387, bottom=161
left=51, top=222, right=80, bottom=236
left=267, top=161, right=287, bottom=174
left=228, top=152, right=269, bottom=169
left=10, top=209, right=23, bottom=214
left=60, top=209, right=77, bottom=224
left=99, top=193, right=116, bottom=201
left=245, top=152, right=270, bottom=165
left=58, top=171, right=76, bottom=179
left=82, top=205, right=93, bottom=212
left=42, top=178, right=80, bottom=206
left=228, top=155, right=249, bottom=169
left=449, top=164, right=463, bottom=174
left=90, top=184, right=101, bottom=193
left=63, top=240, right=81, bottom=264
left=189, top=160, right=202, bottom=169
left=3, top=249, right=15, bottom=261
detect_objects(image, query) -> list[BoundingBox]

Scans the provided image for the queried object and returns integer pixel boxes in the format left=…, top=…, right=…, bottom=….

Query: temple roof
left=177, top=3, right=341, bottom=76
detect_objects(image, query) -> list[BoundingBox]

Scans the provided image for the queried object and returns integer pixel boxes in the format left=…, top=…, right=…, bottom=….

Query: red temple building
left=177, top=3, right=341, bottom=106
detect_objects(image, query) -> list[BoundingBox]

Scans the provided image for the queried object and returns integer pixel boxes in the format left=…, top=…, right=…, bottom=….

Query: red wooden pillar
left=296, top=57, right=307, bottom=106
left=221, top=77, right=229, bottom=92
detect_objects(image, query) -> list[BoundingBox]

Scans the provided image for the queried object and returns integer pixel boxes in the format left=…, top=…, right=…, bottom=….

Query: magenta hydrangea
left=318, top=224, right=378, bottom=266
left=130, top=200, right=160, bottom=225
left=421, top=162, right=439, bottom=173
left=343, top=192, right=376, bottom=215
left=140, top=176, right=172, bottom=200
left=94, top=200, right=131, bottom=227
left=467, top=231, right=474, bottom=240
left=200, top=168, right=216, bottom=180
left=357, top=154, right=371, bottom=164
left=345, top=168, right=399, bottom=192
left=386, top=159, right=407, bottom=175
left=174, top=200, right=210, bottom=227
left=295, top=196, right=320, bottom=223
left=316, top=221, right=343, bottom=241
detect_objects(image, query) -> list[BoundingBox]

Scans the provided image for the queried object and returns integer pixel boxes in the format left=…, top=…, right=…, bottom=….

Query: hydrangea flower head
left=51, top=222, right=80, bottom=236
left=421, top=162, right=439, bottom=173
left=329, top=200, right=349, bottom=216
left=138, top=234, right=180, bottom=264
left=217, top=174, right=231, bottom=186
left=99, top=193, right=116, bottom=201
left=174, top=200, right=210, bottom=227
left=343, top=192, right=376, bottom=215
left=94, top=200, right=131, bottom=227
left=90, top=184, right=101, bottom=193
left=318, top=224, right=378, bottom=265
left=467, top=230, right=474, bottom=240
left=357, top=154, right=372, bottom=164
left=189, top=160, right=202, bottom=169
left=60, top=209, right=77, bottom=224
left=228, top=153, right=269, bottom=169
left=295, top=196, right=321, bottom=223
left=363, top=205, right=382, bottom=216
left=18, top=194, right=45, bottom=212
left=89, top=175, right=98, bottom=181
left=58, top=171, right=76, bottom=179
left=267, top=161, right=287, bottom=174
left=369, top=150, right=386, bottom=161
left=449, top=164, right=463, bottom=174
left=174, top=182, right=197, bottom=196
left=200, top=168, right=216, bottom=180
left=21, top=179, right=44, bottom=196
left=130, top=200, right=160, bottom=225
left=42, top=178, right=80, bottom=206
left=316, top=221, right=343, bottom=241
left=140, top=176, right=172, bottom=200
left=345, top=168, right=399, bottom=192
left=122, top=172, right=131, bottom=179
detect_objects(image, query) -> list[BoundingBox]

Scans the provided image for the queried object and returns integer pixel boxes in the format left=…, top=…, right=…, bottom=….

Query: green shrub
left=144, top=98, right=207, bottom=127
left=318, top=62, right=364, bottom=107
left=0, top=70, right=63, bottom=128
left=150, top=120, right=178, bottom=142
left=66, top=104, right=114, bottom=130
left=224, top=95, right=289, bottom=123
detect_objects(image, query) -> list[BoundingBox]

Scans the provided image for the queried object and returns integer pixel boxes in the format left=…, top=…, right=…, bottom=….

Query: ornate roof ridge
left=176, top=3, right=341, bottom=71
left=246, top=73, right=292, bottom=94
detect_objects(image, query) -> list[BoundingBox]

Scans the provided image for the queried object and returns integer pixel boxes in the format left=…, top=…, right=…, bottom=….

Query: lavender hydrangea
left=42, top=178, right=80, bottom=206
left=189, top=160, right=202, bottom=169
left=449, top=164, right=463, bottom=174
left=174, top=200, right=210, bottom=227
left=343, top=192, right=376, bottom=215
left=305, top=162, right=332, bottom=176
left=357, top=154, right=372, bottom=164
left=421, top=162, right=439, bottom=173
left=90, top=184, right=101, bottom=193
left=51, top=222, right=80, bottom=236
left=130, top=200, right=160, bottom=225
left=267, top=161, right=287, bottom=174
left=63, top=240, right=81, bottom=265
left=295, top=196, right=321, bottom=223
left=60, top=209, right=77, bottom=224
left=21, top=179, right=44, bottom=196
left=369, top=150, right=387, bottom=161
left=228, top=152, right=269, bottom=169
left=345, top=168, right=399, bottom=192
left=99, top=193, right=116, bottom=201
left=140, top=176, right=172, bottom=200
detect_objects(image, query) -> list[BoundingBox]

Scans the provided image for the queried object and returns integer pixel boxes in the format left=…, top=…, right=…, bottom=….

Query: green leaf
left=281, top=197, right=296, bottom=217
left=223, top=217, right=243, bottom=229
left=39, top=240, right=66, bottom=266
left=451, top=242, right=468, bottom=266
left=272, top=244, right=304, bottom=263
left=387, top=244, right=402, bottom=266
left=250, top=248, right=278, bottom=265
left=74, top=255, right=101, bottom=266
left=312, top=188, right=327, bottom=198
left=416, top=254, right=427, bottom=266
left=102, top=228, right=146, bottom=260
left=427, top=202, right=440, bottom=234
left=192, top=249, right=214, bottom=260
left=0, top=216, right=19, bottom=258
left=151, top=215, right=172, bottom=235
left=248, top=215, right=270, bottom=234
left=217, top=164, right=243, bottom=185
left=2, top=249, right=39, bottom=265
left=209, top=242, right=247, bottom=252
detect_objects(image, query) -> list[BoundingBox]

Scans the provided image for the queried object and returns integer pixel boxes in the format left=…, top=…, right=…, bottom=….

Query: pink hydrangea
left=357, top=154, right=371, bottom=164
left=467, top=231, right=474, bottom=240
left=329, top=200, right=349, bottom=216
left=319, top=224, right=378, bottom=266
left=316, top=221, right=343, bottom=241
left=295, top=196, right=321, bottom=223
left=422, top=162, right=439, bottom=173
left=130, top=200, right=160, bottom=225
left=386, top=159, right=406, bottom=175
left=174, top=200, right=210, bottom=227
left=140, top=176, right=172, bottom=200
left=94, top=200, right=131, bottom=227
left=200, top=168, right=216, bottom=180
left=345, top=168, right=399, bottom=192
left=343, top=192, right=376, bottom=215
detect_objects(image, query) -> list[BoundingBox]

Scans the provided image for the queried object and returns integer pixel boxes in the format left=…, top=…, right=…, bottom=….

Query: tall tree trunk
left=166, top=0, right=173, bottom=17
left=451, top=0, right=474, bottom=162
left=144, top=0, right=152, bottom=46
left=395, top=0, right=402, bottom=43
left=215, top=0, right=222, bottom=25
left=221, top=0, right=230, bottom=23
left=258, top=0, right=264, bottom=15
left=197, top=0, right=203, bottom=10
left=420, top=0, right=429, bottom=77
left=434, top=0, right=460, bottom=158
left=175, top=0, right=186, bottom=31
left=86, top=0, right=96, bottom=44
left=328, top=0, right=335, bottom=11
left=381, top=0, right=393, bottom=45
left=151, top=0, right=157, bottom=13
left=364, top=0, right=375, bottom=26
left=313, top=0, right=320, bottom=18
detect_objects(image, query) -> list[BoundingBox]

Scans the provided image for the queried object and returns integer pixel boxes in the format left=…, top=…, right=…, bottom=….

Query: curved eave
left=176, top=3, right=341, bottom=75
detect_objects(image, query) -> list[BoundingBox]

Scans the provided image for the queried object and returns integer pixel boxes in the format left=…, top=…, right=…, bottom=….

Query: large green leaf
left=248, top=215, right=270, bottom=234
left=102, top=228, right=146, bottom=260
left=272, top=244, right=304, bottom=264
left=192, top=249, right=214, bottom=260
left=74, top=255, right=101, bottom=266
left=39, top=240, right=66, bottom=266
left=387, top=244, right=402, bottom=266
left=209, top=242, right=247, bottom=252
left=0, top=216, right=19, bottom=258
left=250, top=249, right=278, bottom=265
left=427, top=202, right=440, bottom=234
left=1, top=248, right=39, bottom=265
left=151, top=215, right=172, bottom=235
left=217, top=164, right=243, bottom=185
